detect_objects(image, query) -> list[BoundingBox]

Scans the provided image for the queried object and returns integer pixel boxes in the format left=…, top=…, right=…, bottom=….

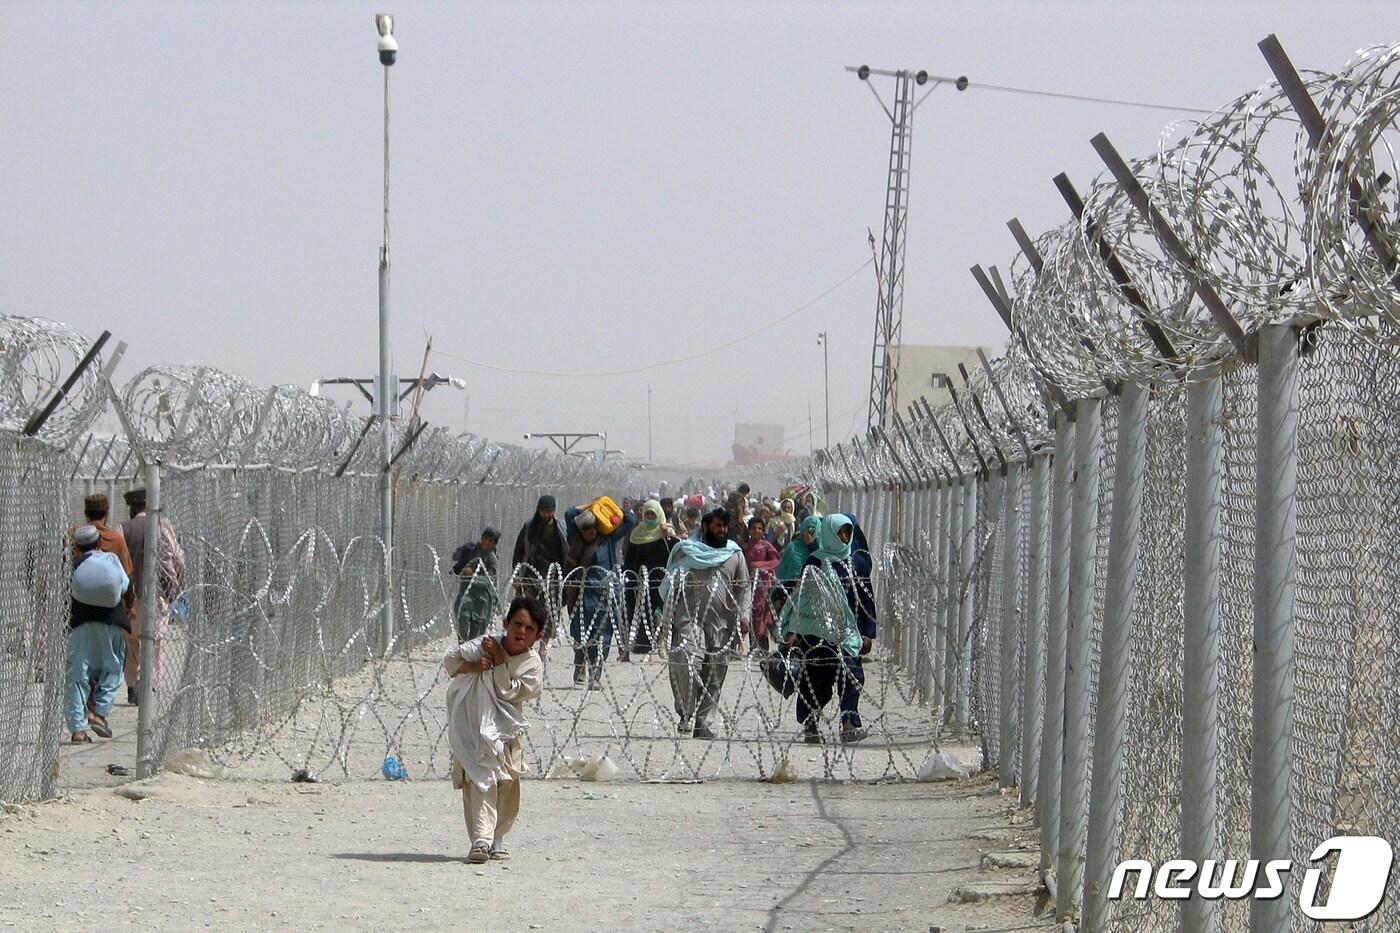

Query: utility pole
left=817, top=332, right=831, bottom=448
left=647, top=383, right=653, bottom=463
left=807, top=400, right=814, bottom=456
left=848, top=64, right=966, bottom=429
left=375, top=13, right=398, bottom=657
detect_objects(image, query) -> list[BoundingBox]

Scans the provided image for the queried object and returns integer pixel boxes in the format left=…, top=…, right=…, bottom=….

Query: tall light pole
left=817, top=331, right=830, bottom=449
left=647, top=384, right=653, bottom=463
left=375, top=13, right=398, bottom=656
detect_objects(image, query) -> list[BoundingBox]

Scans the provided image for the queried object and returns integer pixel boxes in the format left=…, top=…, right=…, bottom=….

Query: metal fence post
left=1182, top=375, right=1223, bottom=933
left=914, top=485, right=930, bottom=680
left=999, top=461, right=1022, bottom=788
left=944, top=477, right=964, bottom=725
left=1021, top=450, right=1048, bottom=809
left=901, top=486, right=916, bottom=672
left=1059, top=396, right=1101, bottom=922
left=1084, top=383, right=1149, bottom=931
left=1041, top=416, right=1073, bottom=869
left=931, top=480, right=949, bottom=704
left=1252, top=324, right=1299, bottom=933
left=911, top=483, right=929, bottom=693
left=871, top=483, right=883, bottom=549
left=956, top=474, right=978, bottom=735
left=982, top=468, right=1005, bottom=764
left=134, top=459, right=162, bottom=779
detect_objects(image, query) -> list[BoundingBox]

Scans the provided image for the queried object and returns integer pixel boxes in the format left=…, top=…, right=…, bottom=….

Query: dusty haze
left=2, top=1, right=1389, bottom=462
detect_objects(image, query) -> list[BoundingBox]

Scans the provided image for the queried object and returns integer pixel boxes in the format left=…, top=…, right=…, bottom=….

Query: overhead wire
left=431, top=257, right=873, bottom=378
left=922, top=71, right=1217, bottom=116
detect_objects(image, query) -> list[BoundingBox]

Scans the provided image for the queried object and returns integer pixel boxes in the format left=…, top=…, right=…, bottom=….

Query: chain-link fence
left=0, top=434, right=72, bottom=802
left=1, top=316, right=957, bottom=800
left=5, top=30, right=1400, bottom=933
left=785, top=39, right=1400, bottom=933
left=0, top=314, right=631, bottom=803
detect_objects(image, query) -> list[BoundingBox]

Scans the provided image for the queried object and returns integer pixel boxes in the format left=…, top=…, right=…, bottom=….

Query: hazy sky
left=3, top=2, right=1392, bottom=463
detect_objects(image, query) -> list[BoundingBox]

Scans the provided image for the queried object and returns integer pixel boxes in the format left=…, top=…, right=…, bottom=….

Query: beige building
left=886, top=344, right=999, bottom=425
left=731, top=422, right=787, bottom=466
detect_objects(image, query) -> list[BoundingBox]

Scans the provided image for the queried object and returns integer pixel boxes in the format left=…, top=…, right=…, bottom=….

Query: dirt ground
left=7, top=647, right=1057, bottom=932
left=2, top=765, right=1054, bottom=933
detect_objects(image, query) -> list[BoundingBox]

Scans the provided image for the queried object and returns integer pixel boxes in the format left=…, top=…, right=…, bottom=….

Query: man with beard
left=510, top=496, right=568, bottom=602
left=660, top=507, right=750, bottom=739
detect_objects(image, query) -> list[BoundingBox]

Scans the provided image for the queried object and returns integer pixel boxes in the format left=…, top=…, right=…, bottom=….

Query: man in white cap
left=65, top=525, right=130, bottom=743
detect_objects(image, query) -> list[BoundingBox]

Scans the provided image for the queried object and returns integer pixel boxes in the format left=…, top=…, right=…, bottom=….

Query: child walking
left=444, top=595, right=546, bottom=863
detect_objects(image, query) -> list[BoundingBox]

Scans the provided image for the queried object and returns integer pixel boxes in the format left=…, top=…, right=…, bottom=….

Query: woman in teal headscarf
left=776, top=514, right=864, bottom=744
left=770, top=514, right=820, bottom=617
left=775, top=515, right=821, bottom=585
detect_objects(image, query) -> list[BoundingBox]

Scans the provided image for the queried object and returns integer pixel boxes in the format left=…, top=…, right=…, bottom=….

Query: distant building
left=886, top=344, right=998, bottom=425
left=731, top=423, right=787, bottom=466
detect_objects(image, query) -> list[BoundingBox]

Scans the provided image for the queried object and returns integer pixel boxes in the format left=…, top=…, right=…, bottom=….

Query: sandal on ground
left=489, top=842, right=510, bottom=860
left=89, top=713, right=113, bottom=739
left=70, top=731, right=93, bottom=744
left=467, top=842, right=490, bottom=864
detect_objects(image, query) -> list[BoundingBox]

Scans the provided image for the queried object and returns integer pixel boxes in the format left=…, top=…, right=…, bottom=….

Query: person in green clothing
left=770, top=514, right=822, bottom=615
left=452, top=528, right=501, bottom=641
left=776, top=514, right=865, bottom=744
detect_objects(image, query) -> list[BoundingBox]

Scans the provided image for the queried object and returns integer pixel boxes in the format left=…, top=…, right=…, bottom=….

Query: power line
left=923, top=71, right=1216, bottom=116
left=784, top=398, right=866, bottom=447
left=432, top=258, right=872, bottom=378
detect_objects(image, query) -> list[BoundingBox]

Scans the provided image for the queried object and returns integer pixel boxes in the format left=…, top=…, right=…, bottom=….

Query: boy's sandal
left=467, top=842, right=490, bottom=864
left=489, top=843, right=510, bottom=860
left=70, top=732, right=93, bottom=744
left=89, top=714, right=113, bottom=739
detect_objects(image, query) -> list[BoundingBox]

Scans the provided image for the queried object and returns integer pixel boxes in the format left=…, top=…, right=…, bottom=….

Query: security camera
left=523, top=433, right=531, bottom=440
left=857, top=65, right=870, bottom=81
left=376, top=14, right=398, bottom=66
left=955, top=75, right=969, bottom=91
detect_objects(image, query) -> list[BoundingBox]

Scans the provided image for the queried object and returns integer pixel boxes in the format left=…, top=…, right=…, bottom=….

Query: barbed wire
left=804, top=43, right=1400, bottom=484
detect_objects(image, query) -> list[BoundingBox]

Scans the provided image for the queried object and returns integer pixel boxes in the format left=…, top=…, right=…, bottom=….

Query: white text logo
left=1108, top=836, right=1393, bottom=921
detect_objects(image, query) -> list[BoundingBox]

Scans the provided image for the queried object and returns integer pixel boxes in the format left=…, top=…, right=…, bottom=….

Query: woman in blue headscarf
left=835, top=513, right=876, bottom=741
left=777, top=514, right=868, bottom=744
left=771, top=514, right=821, bottom=616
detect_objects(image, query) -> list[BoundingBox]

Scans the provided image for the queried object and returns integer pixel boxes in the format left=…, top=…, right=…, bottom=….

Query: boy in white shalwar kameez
left=444, top=595, right=546, bottom=863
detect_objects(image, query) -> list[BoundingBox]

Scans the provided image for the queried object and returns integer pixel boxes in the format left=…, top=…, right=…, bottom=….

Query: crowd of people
left=58, top=477, right=872, bottom=753
left=447, top=480, right=875, bottom=745
left=57, top=474, right=876, bottom=875
left=444, top=479, right=878, bottom=860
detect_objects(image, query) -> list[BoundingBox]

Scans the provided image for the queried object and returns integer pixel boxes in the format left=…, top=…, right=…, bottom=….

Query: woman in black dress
left=621, top=498, right=677, bottom=658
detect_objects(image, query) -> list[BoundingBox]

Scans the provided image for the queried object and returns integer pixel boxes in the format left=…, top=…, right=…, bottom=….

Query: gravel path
left=2, top=767, right=1054, bottom=932
left=15, top=642, right=1057, bottom=931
